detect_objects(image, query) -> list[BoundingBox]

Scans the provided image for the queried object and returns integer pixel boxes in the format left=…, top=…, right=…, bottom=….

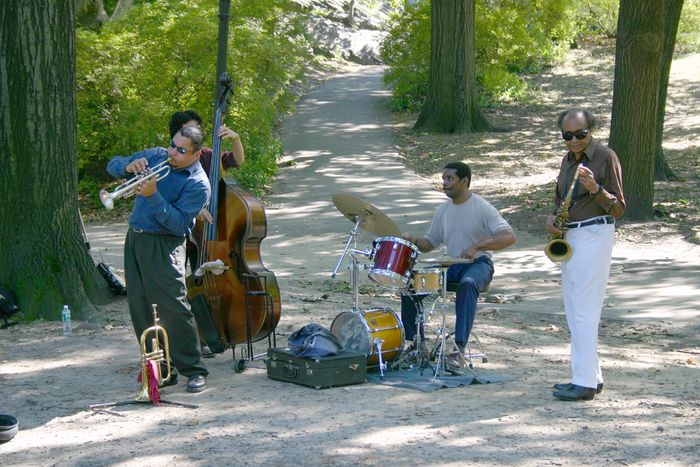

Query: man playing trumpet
left=547, top=109, right=625, bottom=401
left=106, top=125, right=211, bottom=393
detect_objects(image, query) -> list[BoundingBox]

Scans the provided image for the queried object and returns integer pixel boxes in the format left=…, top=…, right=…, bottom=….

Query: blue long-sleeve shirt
left=106, top=147, right=211, bottom=237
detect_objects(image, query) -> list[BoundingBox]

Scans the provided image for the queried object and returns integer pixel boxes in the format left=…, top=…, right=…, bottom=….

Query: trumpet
left=544, top=163, right=580, bottom=263
left=135, top=304, right=172, bottom=403
left=99, top=158, right=171, bottom=210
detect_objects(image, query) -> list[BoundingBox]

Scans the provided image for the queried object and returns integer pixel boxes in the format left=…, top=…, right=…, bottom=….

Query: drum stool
left=444, top=281, right=489, bottom=369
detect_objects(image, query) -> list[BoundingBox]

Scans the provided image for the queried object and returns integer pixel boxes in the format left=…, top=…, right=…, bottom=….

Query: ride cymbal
left=332, top=193, right=401, bottom=237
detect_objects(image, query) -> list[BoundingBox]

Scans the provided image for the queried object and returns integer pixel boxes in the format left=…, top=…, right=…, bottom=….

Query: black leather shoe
left=186, top=374, right=207, bottom=393
left=201, top=344, right=215, bottom=359
left=553, top=384, right=596, bottom=401
left=553, top=382, right=603, bottom=394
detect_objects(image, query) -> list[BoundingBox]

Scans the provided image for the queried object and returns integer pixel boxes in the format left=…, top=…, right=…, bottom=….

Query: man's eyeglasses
left=169, top=139, right=188, bottom=154
left=562, top=129, right=589, bottom=141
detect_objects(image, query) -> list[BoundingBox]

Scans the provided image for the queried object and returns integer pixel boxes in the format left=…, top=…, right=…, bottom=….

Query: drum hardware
left=331, top=216, right=374, bottom=313
left=331, top=193, right=408, bottom=370
left=373, top=337, right=386, bottom=379
left=431, top=266, right=458, bottom=380
left=393, top=292, right=433, bottom=374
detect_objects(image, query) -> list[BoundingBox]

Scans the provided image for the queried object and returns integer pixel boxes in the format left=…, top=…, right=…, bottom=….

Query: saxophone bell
left=544, top=237, right=572, bottom=262
left=544, top=163, right=581, bottom=263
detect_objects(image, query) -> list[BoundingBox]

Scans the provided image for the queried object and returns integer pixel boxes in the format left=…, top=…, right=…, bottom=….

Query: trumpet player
left=106, top=125, right=211, bottom=393
left=547, top=109, right=625, bottom=401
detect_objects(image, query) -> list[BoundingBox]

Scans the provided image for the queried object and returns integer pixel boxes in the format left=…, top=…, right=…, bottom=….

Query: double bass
left=187, top=75, right=281, bottom=363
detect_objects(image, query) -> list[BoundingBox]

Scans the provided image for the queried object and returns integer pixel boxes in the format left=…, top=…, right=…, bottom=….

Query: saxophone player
left=547, top=109, right=625, bottom=401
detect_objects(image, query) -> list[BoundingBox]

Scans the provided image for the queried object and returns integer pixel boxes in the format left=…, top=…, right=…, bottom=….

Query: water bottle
left=61, top=305, right=72, bottom=336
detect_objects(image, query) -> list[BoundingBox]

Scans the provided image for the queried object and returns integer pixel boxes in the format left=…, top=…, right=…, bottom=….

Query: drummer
left=402, top=162, right=516, bottom=367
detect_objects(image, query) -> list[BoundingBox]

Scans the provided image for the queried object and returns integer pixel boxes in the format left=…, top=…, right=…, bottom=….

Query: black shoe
left=553, top=382, right=603, bottom=394
left=186, top=374, right=207, bottom=393
left=201, top=344, right=215, bottom=359
left=160, top=373, right=178, bottom=388
left=553, top=384, right=596, bottom=401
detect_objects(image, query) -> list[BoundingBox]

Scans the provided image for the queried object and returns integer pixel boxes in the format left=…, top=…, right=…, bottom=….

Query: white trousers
left=560, top=221, right=615, bottom=388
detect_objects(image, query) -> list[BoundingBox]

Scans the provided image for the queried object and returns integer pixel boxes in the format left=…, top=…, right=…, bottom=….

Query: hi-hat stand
left=430, top=266, right=463, bottom=381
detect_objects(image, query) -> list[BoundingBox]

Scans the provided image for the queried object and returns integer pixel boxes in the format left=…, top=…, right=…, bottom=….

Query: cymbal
left=333, top=193, right=402, bottom=237
left=418, top=256, right=474, bottom=266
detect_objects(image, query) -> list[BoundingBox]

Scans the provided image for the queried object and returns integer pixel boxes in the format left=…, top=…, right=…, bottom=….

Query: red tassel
left=146, top=360, right=161, bottom=404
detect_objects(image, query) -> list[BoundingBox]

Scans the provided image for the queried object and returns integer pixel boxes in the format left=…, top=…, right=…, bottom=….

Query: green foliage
left=76, top=0, right=312, bottom=196
left=576, top=0, right=619, bottom=38
left=379, top=0, right=430, bottom=111
left=678, top=0, right=700, bottom=52
left=380, top=0, right=577, bottom=111
left=575, top=0, right=700, bottom=52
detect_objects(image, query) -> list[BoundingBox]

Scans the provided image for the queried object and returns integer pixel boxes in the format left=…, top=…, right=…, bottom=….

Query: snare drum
left=411, top=268, right=442, bottom=293
left=368, top=236, right=418, bottom=290
left=330, top=307, right=405, bottom=366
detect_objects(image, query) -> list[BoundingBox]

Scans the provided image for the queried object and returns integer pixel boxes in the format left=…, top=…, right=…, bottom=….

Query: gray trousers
left=124, top=229, right=207, bottom=377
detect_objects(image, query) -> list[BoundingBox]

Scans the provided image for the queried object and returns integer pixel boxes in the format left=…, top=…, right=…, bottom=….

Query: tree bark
left=609, top=0, right=665, bottom=220
left=0, top=0, right=109, bottom=320
left=110, top=0, right=134, bottom=21
left=653, top=0, right=684, bottom=181
left=414, top=0, right=491, bottom=133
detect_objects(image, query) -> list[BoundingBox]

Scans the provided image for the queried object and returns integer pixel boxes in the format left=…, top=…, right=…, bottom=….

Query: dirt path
left=2, top=54, right=700, bottom=465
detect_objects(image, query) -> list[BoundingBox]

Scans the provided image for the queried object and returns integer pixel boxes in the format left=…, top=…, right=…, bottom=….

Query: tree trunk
left=609, top=0, right=664, bottom=220
left=0, top=0, right=109, bottom=320
left=110, top=0, right=134, bottom=21
left=344, top=0, right=355, bottom=27
left=414, top=0, right=491, bottom=133
left=75, top=0, right=108, bottom=28
left=653, top=0, right=684, bottom=181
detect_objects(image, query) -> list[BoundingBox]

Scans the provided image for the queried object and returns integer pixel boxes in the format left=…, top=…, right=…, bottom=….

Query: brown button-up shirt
left=553, top=138, right=625, bottom=221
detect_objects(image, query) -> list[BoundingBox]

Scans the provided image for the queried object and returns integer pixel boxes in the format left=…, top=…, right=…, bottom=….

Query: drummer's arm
left=403, top=233, right=435, bottom=253
left=462, top=228, right=517, bottom=259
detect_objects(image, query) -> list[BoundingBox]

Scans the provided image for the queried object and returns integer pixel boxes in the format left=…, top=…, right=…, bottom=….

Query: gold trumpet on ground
left=99, top=158, right=172, bottom=210
left=136, top=304, right=172, bottom=403
left=545, top=163, right=581, bottom=262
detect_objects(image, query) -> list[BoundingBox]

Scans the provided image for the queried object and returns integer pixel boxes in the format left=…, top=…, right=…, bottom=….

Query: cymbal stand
left=431, top=266, right=457, bottom=381
left=331, top=216, right=372, bottom=313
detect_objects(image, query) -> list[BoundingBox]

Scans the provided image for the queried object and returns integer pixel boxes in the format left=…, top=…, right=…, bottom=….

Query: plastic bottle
left=61, top=305, right=72, bottom=336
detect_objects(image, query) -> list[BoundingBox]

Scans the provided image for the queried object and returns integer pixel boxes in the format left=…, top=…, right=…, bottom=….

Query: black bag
left=288, top=323, right=343, bottom=359
left=0, top=286, right=20, bottom=329
left=97, top=262, right=126, bottom=295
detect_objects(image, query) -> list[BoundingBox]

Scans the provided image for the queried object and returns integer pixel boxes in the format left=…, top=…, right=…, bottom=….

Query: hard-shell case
left=266, top=348, right=367, bottom=389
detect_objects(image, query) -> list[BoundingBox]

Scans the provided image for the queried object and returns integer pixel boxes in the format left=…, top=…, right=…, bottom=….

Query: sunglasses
left=562, top=129, right=589, bottom=141
left=169, top=139, right=189, bottom=154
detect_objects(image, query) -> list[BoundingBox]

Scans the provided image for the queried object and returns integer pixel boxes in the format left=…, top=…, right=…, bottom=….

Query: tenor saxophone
left=544, top=163, right=581, bottom=262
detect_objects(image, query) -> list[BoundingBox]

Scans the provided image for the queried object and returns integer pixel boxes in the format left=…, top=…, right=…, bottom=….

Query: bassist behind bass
left=169, top=109, right=246, bottom=357
left=186, top=76, right=281, bottom=362
left=168, top=109, right=245, bottom=273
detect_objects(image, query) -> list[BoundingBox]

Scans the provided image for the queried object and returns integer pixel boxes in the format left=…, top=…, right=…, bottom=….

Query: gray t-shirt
left=424, top=194, right=511, bottom=259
